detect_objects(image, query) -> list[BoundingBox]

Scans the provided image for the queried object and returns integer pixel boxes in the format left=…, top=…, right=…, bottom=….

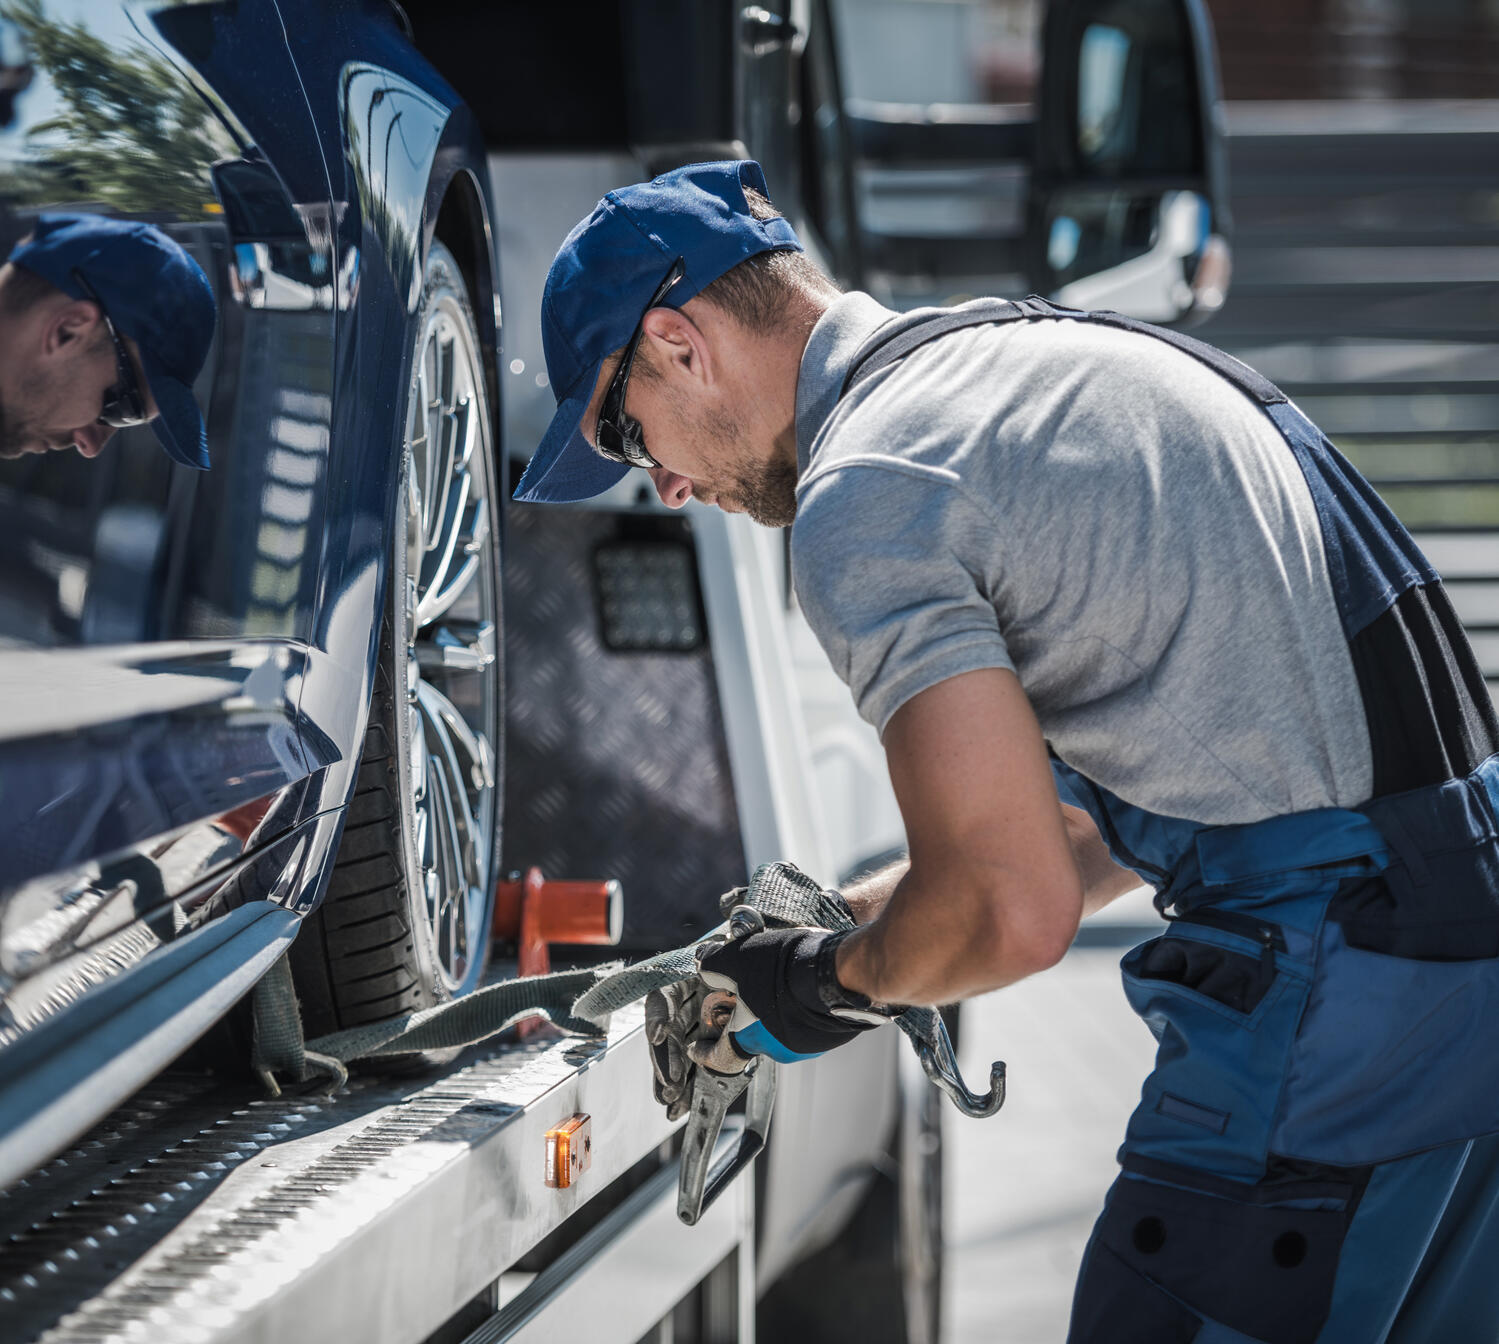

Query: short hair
left=0, top=262, right=60, bottom=315
left=607, top=185, right=839, bottom=385
left=695, top=185, right=840, bottom=331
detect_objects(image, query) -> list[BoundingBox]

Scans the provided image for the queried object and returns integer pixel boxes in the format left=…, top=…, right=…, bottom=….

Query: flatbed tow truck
left=0, top=3, right=1230, bottom=1340
left=0, top=485, right=866, bottom=1343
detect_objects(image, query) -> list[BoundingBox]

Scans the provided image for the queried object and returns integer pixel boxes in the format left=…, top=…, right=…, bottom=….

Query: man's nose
left=648, top=466, right=693, bottom=509
left=72, top=423, right=116, bottom=459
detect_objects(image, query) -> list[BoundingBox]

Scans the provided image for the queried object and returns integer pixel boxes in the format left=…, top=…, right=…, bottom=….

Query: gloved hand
left=645, top=955, right=757, bottom=1119
left=643, top=980, right=705, bottom=1121
left=697, top=922, right=893, bottom=1063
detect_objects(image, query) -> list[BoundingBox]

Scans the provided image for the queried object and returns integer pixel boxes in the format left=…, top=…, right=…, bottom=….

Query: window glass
left=826, top=0, right=1041, bottom=307
left=1077, top=23, right=1132, bottom=162
left=831, top=0, right=1041, bottom=108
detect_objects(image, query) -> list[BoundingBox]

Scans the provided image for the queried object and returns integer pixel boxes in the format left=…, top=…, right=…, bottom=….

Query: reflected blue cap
left=515, top=159, right=802, bottom=504
left=11, top=212, right=217, bottom=469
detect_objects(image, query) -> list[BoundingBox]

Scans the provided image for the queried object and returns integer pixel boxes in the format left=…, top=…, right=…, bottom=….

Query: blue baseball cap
left=515, top=159, right=802, bottom=504
left=10, top=212, right=217, bottom=469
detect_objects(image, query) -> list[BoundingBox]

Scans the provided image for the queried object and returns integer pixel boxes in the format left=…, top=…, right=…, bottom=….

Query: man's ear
left=45, top=300, right=101, bottom=355
left=640, top=307, right=712, bottom=386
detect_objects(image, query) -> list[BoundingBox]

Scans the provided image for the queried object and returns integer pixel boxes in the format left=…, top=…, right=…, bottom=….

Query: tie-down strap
left=255, top=862, right=1004, bottom=1118
left=571, top=861, right=947, bottom=1056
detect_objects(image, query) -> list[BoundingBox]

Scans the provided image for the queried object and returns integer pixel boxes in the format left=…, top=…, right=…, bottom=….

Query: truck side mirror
left=1028, top=0, right=1230, bottom=323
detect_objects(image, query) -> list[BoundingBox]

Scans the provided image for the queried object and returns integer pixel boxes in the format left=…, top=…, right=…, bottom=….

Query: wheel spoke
left=401, top=280, right=499, bottom=992
left=421, top=338, right=441, bottom=541
left=417, top=679, right=488, bottom=892
left=415, top=619, right=496, bottom=673
left=450, top=394, right=473, bottom=472
left=416, top=472, right=472, bottom=627
left=423, top=745, right=463, bottom=977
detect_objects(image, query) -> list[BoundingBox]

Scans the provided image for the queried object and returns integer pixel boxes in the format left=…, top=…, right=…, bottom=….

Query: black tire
left=758, top=1057, right=944, bottom=1344
left=290, top=239, right=502, bottom=1044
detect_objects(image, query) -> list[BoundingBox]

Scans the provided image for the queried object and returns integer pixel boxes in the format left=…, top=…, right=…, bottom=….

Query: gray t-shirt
left=791, top=293, right=1373, bottom=826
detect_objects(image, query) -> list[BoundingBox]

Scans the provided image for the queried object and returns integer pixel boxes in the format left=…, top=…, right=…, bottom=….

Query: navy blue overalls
left=845, top=298, right=1499, bottom=1343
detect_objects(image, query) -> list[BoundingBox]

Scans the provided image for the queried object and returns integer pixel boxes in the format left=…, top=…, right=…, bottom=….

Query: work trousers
left=1067, top=754, right=1499, bottom=1343
left=1071, top=1132, right=1499, bottom=1343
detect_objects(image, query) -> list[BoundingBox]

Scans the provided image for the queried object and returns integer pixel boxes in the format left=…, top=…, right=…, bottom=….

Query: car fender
left=298, top=74, right=499, bottom=830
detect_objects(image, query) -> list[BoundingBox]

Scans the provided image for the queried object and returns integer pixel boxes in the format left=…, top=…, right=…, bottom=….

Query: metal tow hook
left=915, top=1014, right=1006, bottom=1117
left=676, top=905, right=776, bottom=1226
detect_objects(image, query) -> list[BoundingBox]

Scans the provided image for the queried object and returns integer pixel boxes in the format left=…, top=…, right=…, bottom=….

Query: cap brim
left=140, top=352, right=208, bottom=470
left=514, top=364, right=631, bottom=503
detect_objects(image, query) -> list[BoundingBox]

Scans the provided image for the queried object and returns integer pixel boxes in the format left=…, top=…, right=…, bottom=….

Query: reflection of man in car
left=0, top=212, right=215, bottom=466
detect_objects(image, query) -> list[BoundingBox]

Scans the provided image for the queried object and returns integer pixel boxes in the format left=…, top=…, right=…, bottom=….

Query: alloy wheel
left=399, top=286, right=500, bottom=993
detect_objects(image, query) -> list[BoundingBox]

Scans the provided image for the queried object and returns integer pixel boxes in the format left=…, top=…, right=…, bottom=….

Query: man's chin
left=743, top=497, right=797, bottom=529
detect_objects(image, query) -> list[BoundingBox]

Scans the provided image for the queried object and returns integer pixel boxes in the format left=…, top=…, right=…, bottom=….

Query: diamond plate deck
left=501, top=505, right=746, bottom=950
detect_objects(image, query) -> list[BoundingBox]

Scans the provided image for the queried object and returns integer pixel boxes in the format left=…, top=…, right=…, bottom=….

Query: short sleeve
left=791, top=463, right=1014, bottom=735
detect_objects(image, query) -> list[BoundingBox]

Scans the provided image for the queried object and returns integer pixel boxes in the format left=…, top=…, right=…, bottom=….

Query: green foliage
left=2, top=0, right=234, bottom=216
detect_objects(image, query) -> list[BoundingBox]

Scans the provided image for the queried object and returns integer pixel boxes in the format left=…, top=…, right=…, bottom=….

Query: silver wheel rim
left=401, top=285, right=499, bottom=993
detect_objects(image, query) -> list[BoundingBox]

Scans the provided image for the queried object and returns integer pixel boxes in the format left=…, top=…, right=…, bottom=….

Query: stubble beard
left=730, top=455, right=798, bottom=528
left=694, top=405, right=799, bottom=529
left=0, top=397, right=34, bottom=459
left=0, top=344, right=108, bottom=459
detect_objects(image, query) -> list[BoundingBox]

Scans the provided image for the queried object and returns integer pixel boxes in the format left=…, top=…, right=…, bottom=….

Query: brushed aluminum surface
left=0, top=1002, right=681, bottom=1344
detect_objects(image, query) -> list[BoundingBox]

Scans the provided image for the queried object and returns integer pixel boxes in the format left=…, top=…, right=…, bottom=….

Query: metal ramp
left=0, top=1002, right=753, bottom=1344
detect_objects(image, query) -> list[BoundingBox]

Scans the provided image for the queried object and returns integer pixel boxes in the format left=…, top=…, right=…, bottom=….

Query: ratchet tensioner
left=676, top=904, right=1006, bottom=1226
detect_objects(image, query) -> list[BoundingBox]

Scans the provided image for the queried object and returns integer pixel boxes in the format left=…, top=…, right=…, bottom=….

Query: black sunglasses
left=595, top=255, right=685, bottom=469
left=71, top=269, right=150, bottom=429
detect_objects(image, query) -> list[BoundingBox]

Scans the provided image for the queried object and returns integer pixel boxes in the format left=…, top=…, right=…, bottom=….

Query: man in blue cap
left=521, top=160, right=1499, bottom=1341
left=0, top=211, right=216, bottom=467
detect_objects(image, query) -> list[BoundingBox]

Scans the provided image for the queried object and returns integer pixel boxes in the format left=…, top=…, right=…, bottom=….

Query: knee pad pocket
left=1068, top=1240, right=1201, bottom=1344
left=1132, top=937, right=1274, bottom=1015
left=1082, top=1172, right=1353, bottom=1344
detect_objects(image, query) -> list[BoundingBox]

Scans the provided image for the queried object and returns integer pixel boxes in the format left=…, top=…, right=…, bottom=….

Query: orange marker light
left=544, top=1113, right=593, bottom=1189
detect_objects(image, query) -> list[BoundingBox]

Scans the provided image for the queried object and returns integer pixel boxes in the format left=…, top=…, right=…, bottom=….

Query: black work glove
left=697, top=924, right=891, bottom=1061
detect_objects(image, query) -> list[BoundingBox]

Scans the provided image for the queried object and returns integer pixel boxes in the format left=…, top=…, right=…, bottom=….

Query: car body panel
left=0, top=0, right=337, bottom=992
left=0, top=0, right=497, bottom=1174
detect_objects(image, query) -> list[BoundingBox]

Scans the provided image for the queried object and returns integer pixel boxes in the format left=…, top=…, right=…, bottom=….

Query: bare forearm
left=840, top=858, right=909, bottom=925
left=1060, top=804, right=1142, bottom=915
left=834, top=861, right=1077, bottom=1006
left=832, top=818, right=1127, bottom=1003
left=834, top=670, right=1093, bottom=1008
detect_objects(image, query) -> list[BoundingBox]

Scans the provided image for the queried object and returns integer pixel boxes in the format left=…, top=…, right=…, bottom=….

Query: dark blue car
left=0, top=0, right=502, bottom=1183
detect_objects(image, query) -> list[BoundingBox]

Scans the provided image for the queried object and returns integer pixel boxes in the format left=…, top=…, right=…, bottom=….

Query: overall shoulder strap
left=841, top=295, right=1290, bottom=407
left=1013, top=296, right=1290, bottom=407
left=840, top=297, right=1024, bottom=397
